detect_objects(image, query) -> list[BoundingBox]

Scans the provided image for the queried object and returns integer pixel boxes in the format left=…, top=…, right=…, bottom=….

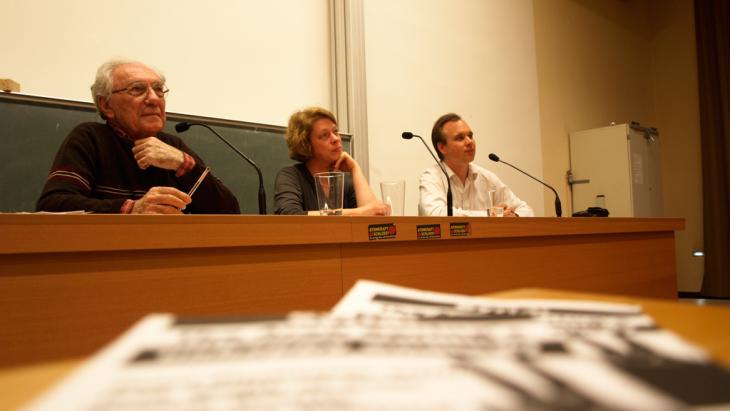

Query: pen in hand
left=188, top=167, right=210, bottom=197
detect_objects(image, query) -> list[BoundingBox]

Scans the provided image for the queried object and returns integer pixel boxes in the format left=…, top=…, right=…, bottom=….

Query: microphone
left=176, top=121, right=267, bottom=215
left=402, top=131, right=453, bottom=216
left=488, top=153, right=562, bottom=217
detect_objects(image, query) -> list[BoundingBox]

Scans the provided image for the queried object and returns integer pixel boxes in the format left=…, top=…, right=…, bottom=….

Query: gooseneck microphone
left=176, top=122, right=267, bottom=215
left=488, top=153, right=562, bottom=217
left=402, top=132, right=453, bottom=216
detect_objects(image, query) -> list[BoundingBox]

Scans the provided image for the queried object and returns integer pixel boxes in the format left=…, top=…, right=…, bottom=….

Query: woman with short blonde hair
left=274, top=107, right=389, bottom=215
left=284, top=107, right=336, bottom=162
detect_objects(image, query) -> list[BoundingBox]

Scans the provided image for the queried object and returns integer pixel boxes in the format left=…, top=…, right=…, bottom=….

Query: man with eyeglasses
left=37, top=59, right=239, bottom=214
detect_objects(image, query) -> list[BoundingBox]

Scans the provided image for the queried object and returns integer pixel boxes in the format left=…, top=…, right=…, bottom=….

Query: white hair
left=90, top=58, right=166, bottom=119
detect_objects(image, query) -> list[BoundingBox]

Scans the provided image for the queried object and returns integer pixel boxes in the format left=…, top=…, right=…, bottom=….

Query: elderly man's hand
left=132, top=137, right=184, bottom=171
left=131, top=186, right=192, bottom=214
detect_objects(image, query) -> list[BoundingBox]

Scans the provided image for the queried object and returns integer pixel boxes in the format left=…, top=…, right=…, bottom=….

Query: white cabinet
left=569, top=123, right=663, bottom=217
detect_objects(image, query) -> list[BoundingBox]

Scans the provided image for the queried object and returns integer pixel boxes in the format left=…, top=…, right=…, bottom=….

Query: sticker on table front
left=449, top=222, right=471, bottom=237
left=416, top=224, right=441, bottom=240
left=368, top=223, right=397, bottom=240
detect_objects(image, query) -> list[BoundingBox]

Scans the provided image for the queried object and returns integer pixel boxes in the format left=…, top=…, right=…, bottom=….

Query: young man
left=418, top=113, right=533, bottom=217
left=37, top=59, right=239, bottom=214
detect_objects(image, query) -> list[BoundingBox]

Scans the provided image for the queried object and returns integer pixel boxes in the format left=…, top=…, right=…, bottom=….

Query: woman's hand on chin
left=333, top=152, right=357, bottom=172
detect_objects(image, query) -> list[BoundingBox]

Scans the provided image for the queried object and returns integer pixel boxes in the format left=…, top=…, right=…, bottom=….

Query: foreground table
left=2, top=288, right=727, bottom=411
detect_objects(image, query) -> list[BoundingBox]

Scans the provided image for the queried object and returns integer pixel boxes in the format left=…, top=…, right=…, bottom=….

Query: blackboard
left=0, top=93, right=351, bottom=214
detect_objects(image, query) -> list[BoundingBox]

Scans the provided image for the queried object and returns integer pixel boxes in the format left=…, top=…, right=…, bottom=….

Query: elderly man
left=37, top=59, right=239, bottom=214
left=419, top=113, right=533, bottom=217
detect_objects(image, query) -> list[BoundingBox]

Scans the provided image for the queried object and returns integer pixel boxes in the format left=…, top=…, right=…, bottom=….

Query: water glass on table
left=314, top=172, right=344, bottom=215
left=380, top=180, right=405, bottom=216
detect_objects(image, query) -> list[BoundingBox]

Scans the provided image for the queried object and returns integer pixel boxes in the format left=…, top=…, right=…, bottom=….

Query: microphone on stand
left=402, top=131, right=453, bottom=216
left=175, top=121, right=267, bottom=215
left=488, top=153, right=562, bottom=217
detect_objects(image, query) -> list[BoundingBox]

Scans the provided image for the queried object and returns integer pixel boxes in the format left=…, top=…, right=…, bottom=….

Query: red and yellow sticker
left=449, top=222, right=471, bottom=237
left=416, top=224, right=441, bottom=240
left=368, top=223, right=397, bottom=240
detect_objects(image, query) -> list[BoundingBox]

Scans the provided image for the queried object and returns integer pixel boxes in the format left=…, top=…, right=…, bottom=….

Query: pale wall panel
left=362, top=0, right=545, bottom=216
left=1, top=0, right=331, bottom=126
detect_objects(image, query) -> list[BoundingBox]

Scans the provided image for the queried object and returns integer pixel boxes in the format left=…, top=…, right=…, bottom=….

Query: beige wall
left=1, top=0, right=332, bottom=126
left=649, top=0, right=703, bottom=292
left=533, top=0, right=703, bottom=291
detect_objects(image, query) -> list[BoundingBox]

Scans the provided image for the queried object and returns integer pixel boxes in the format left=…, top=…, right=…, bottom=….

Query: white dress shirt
left=418, top=162, right=534, bottom=217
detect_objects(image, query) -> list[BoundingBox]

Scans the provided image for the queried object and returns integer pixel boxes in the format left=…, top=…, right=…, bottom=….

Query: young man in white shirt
left=418, top=113, right=533, bottom=217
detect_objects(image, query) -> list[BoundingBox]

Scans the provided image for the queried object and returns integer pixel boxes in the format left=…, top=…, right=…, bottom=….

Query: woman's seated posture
left=274, top=107, right=390, bottom=216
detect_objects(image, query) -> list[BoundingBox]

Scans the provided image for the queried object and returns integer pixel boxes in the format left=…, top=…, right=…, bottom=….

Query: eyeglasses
left=111, top=82, right=169, bottom=98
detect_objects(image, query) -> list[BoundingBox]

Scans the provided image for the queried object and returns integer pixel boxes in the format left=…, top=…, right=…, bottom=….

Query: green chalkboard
left=0, top=93, right=351, bottom=214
